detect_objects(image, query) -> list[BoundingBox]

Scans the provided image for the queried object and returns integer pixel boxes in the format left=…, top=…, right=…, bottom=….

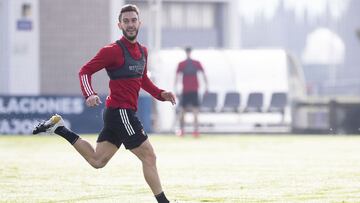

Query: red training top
left=176, top=59, right=204, bottom=93
left=79, top=37, right=164, bottom=111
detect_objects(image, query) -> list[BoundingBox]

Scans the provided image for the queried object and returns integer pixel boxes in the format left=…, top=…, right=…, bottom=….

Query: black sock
left=54, top=126, right=79, bottom=145
left=155, top=192, right=169, bottom=203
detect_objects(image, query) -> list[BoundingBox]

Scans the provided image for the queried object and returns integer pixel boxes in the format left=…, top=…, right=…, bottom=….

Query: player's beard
left=122, top=28, right=139, bottom=41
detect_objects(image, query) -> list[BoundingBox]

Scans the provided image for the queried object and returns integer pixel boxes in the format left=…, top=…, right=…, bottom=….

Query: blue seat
left=244, top=92, right=263, bottom=112
left=221, top=92, right=241, bottom=112
left=268, top=92, right=287, bottom=113
left=201, top=92, right=218, bottom=112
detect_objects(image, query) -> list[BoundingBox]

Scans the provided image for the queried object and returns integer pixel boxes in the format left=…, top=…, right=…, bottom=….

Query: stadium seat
left=268, top=92, right=287, bottom=113
left=221, top=92, right=241, bottom=112
left=200, top=92, right=218, bottom=112
left=243, top=92, right=263, bottom=112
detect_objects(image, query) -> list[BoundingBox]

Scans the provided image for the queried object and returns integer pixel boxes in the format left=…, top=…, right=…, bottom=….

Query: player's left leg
left=33, top=114, right=118, bottom=168
left=131, top=139, right=170, bottom=203
left=73, top=139, right=118, bottom=169
left=192, top=107, right=200, bottom=137
left=33, top=114, right=79, bottom=144
left=191, top=91, right=200, bottom=137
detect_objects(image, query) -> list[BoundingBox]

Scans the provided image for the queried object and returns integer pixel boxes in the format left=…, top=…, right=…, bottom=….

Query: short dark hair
left=118, top=4, right=139, bottom=22
left=185, top=46, right=192, bottom=53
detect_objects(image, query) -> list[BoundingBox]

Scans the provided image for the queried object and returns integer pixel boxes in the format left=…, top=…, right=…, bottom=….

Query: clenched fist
left=86, top=95, right=102, bottom=107
left=161, top=91, right=176, bottom=105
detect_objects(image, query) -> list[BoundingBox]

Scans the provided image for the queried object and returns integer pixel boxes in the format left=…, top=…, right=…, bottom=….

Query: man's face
left=118, top=11, right=140, bottom=41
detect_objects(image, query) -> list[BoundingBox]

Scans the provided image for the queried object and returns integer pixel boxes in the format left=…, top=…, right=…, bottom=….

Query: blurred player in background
left=174, top=47, right=208, bottom=137
left=33, top=4, right=174, bottom=203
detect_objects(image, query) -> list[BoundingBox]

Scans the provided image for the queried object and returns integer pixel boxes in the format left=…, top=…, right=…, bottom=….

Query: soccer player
left=33, top=4, right=174, bottom=203
left=174, top=47, right=208, bottom=137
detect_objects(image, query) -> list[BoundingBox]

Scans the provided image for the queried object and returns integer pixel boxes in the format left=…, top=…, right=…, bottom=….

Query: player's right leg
left=32, top=114, right=118, bottom=169
left=176, top=94, right=186, bottom=137
left=73, top=139, right=118, bottom=169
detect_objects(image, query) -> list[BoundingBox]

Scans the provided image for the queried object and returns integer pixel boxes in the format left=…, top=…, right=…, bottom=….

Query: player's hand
left=161, top=91, right=176, bottom=105
left=86, top=95, right=102, bottom=107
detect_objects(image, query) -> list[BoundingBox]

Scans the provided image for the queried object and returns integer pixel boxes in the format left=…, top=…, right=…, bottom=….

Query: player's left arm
left=142, top=69, right=176, bottom=105
left=141, top=47, right=176, bottom=105
left=198, top=61, right=209, bottom=92
left=174, top=63, right=182, bottom=95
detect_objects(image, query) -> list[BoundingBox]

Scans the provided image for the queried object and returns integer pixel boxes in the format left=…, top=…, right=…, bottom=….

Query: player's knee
left=90, top=158, right=108, bottom=169
left=143, top=151, right=157, bottom=166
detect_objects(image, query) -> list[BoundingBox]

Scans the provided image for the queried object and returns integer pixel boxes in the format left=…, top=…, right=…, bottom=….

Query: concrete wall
left=39, top=0, right=111, bottom=95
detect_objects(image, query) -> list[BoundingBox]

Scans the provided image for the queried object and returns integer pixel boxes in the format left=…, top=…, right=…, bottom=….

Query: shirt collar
left=120, top=36, right=137, bottom=48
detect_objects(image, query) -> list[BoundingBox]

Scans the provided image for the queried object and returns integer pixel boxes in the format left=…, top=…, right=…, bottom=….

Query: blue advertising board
left=0, top=95, right=152, bottom=135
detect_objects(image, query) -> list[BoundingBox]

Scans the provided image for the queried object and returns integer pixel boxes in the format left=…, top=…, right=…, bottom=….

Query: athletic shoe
left=32, top=114, right=65, bottom=134
left=176, top=129, right=184, bottom=137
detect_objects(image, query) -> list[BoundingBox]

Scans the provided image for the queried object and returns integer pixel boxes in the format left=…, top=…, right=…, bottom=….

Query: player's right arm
left=79, top=46, right=116, bottom=107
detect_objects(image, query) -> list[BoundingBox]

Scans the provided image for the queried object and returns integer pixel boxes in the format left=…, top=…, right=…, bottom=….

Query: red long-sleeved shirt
left=79, top=37, right=164, bottom=111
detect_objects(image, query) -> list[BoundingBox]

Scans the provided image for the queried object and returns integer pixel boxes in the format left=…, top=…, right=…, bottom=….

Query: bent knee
left=90, top=159, right=108, bottom=169
left=143, top=152, right=157, bottom=166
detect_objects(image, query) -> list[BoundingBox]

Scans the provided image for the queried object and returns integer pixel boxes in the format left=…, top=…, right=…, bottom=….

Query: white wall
left=8, top=0, right=40, bottom=94
left=0, top=0, right=40, bottom=95
left=0, top=0, right=10, bottom=94
left=151, top=49, right=289, bottom=132
left=226, top=0, right=241, bottom=48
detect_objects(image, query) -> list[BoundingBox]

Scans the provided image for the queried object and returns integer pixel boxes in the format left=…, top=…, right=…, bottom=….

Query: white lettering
left=0, top=119, right=72, bottom=134
left=36, top=98, right=48, bottom=114
left=0, top=119, right=11, bottom=133
left=0, top=99, right=5, bottom=113
left=47, top=98, right=61, bottom=113
left=19, top=98, right=31, bottom=113
left=62, top=98, right=72, bottom=114
left=7, top=98, right=19, bottom=114
left=0, top=97, right=86, bottom=114
left=73, top=98, right=84, bottom=114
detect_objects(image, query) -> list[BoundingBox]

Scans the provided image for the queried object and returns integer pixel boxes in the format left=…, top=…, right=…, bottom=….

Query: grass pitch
left=1, top=134, right=360, bottom=203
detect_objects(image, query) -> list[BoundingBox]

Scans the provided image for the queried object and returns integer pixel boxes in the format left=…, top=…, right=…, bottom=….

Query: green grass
left=1, top=135, right=360, bottom=203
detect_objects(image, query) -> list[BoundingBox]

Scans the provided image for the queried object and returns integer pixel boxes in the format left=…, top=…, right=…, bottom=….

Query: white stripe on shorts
left=119, top=109, right=135, bottom=136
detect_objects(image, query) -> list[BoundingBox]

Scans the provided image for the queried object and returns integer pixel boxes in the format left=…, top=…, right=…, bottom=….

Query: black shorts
left=181, top=92, right=199, bottom=108
left=97, top=108, right=148, bottom=149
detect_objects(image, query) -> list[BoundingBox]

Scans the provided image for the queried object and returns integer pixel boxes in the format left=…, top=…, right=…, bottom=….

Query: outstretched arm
left=202, top=71, right=209, bottom=93
left=197, top=61, right=208, bottom=93
left=141, top=47, right=176, bottom=105
left=174, top=72, right=179, bottom=95
left=142, top=74, right=176, bottom=105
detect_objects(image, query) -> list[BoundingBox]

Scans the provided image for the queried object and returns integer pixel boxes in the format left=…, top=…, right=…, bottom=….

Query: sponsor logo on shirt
left=129, top=65, right=144, bottom=75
